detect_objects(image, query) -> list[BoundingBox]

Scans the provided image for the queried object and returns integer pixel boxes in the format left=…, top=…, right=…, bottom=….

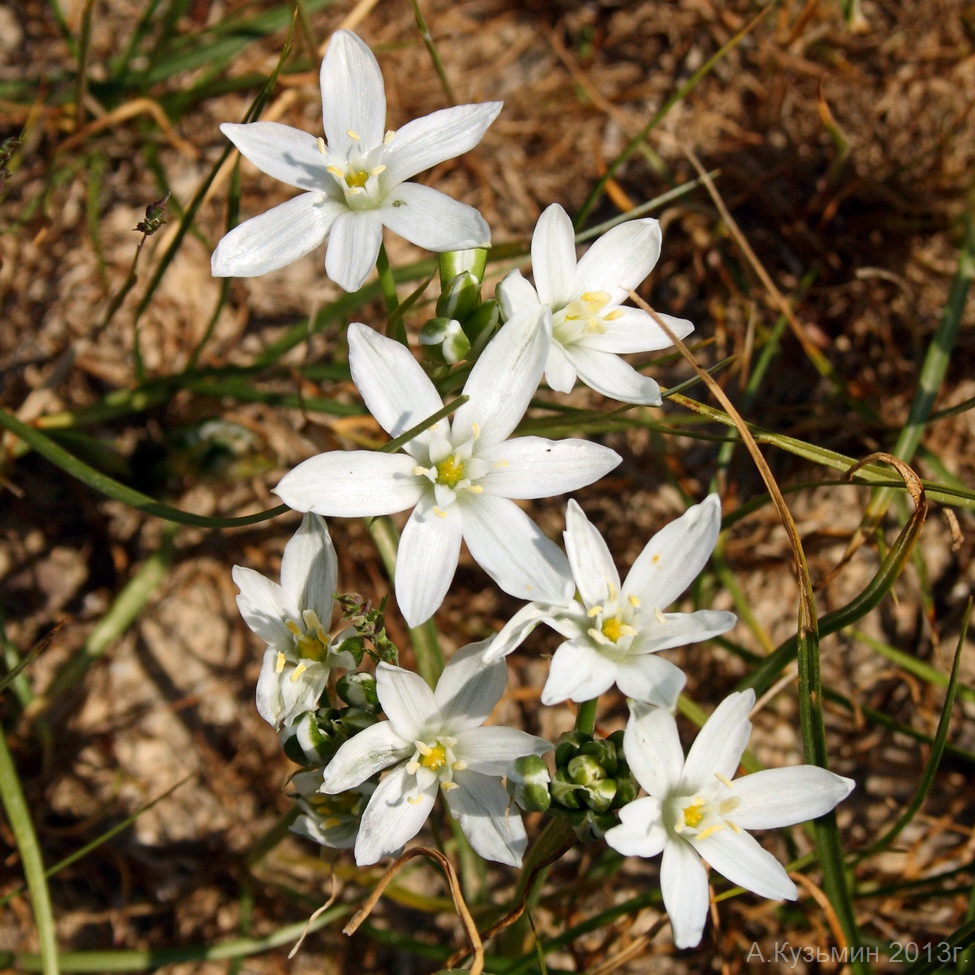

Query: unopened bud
left=507, top=755, right=551, bottom=812
left=420, top=317, right=471, bottom=366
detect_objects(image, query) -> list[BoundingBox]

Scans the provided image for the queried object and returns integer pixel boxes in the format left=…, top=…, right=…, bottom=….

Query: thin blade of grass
left=0, top=716, right=60, bottom=975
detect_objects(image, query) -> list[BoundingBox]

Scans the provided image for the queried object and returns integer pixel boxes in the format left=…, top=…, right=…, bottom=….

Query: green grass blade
left=0, top=716, right=60, bottom=975
left=864, top=212, right=975, bottom=524
left=856, top=601, right=970, bottom=861
left=0, top=407, right=286, bottom=528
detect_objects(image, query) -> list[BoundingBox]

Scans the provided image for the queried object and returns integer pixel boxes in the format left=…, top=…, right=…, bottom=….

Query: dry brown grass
left=2, top=0, right=974, bottom=972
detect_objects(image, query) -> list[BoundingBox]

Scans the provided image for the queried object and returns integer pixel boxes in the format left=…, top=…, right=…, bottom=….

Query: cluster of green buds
left=280, top=672, right=380, bottom=767
left=419, top=248, right=500, bottom=368
left=508, top=729, right=639, bottom=840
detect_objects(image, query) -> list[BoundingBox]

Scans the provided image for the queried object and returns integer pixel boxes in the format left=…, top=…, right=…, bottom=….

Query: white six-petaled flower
left=275, top=311, right=621, bottom=627
left=604, top=690, right=855, bottom=949
left=212, top=30, right=501, bottom=291
left=232, top=513, right=355, bottom=728
left=497, top=203, right=695, bottom=404
left=319, top=642, right=552, bottom=866
left=484, top=494, right=736, bottom=708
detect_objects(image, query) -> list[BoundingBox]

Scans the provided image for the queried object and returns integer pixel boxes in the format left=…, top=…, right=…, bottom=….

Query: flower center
left=406, top=736, right=467, bottom=794
left=553, top=291, right=623, bottom=345
left=419, top=744, right=448, bottom=771
left=285, top=609, right=333, bottom=663
left=669, top=775, right=742, bottom=841
left=586, top=587, right=639, bottom=653
left=344, top=169, right=370, bottom=188
left=435, top=454, right=466, bottom=487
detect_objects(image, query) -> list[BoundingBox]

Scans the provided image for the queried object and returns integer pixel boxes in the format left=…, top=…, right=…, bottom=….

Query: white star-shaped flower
left=212, top=30, right=501, bottom=291
left=497, top=203, right=695, bottom=404
left=604, top=690, right=855, bottom=949
left=233, top=513, right=355, bottom=728
left=320, top=642, right=552, bottom=866
left=484, top=495, right=736, bottom=707
left=275, top=310, right=621, bottom=627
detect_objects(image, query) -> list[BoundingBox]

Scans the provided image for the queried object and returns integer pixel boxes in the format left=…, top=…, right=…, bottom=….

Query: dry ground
left=2, top=0, right=975, bottom=973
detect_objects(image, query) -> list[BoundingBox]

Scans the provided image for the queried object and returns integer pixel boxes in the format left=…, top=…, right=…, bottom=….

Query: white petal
left=563, top=499, right=619, bottom=607
left=452, top=307, right=548, bottom=445
left=477, top=436, right=621, bottom=499
left=461, top=494, right=572, bottom=604
left=383, top=101, right=503, bottom=184
left=354, top=765, right=436, bottom=865
left=543, top=344, right=578, bottom=392
left=321, top=722, right=411, bottom=792
left=376, top=661, right=439, bottom=739
left=576, top=217, right=662, bottom=306
left=540, top=640, right=618, bottom=705
left=530, top=204, right=579, bottom=308
left=255, top=648, right=288, bottom=726
left=625, top=495, right=724, bottom=609
left=681, top=690, right=755, bottom=790
left=275, top=660, right=329, bottom=727
left=604, top=796, right=667, bottom=858
left=482, top=603, right=559, bottom=661
left=280, top=513, right=337, bottom=624
left=211, top=193, right=339, bottom=278
left=396, top=502, right=464, bottom=627
left=321, top=31, right=386, bottom=153
left=275, top=451, right=422, bottom=517
left=347, top=322, right=447, bottom=444
left=453, top=726, right=551, bottom=775
left=660, top=839, right=711, bottom=949
left=564, top=346, right=662, bottom=405
left=689, top=826, right=797, bottom=901
left=622, top=702, right=685, bottom=797
left=614, top=654, right=687, bottom=709
left=582, top=308, right=693, bottom=354
left=324, top=209, right=384, bottom=291
left=232, top=565, right=293, bottom=648
left=731, top=767, right=855, bottom=830
left=219, top=121, right=331, bottom=190
left=496, top=270, right=540, bottom=319
left=435, top=642, right=506, bottom=730
left=446, top=770, right=527, bottom=866
left=630, top=609, right=737, bottom=656
left=381, top=184, right=491, bottom=252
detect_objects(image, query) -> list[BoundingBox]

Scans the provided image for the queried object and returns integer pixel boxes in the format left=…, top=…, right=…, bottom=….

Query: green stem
left=375, top=243, right=402, bottom=337
left=573, top=698, right=598, bottom=736
left=0, top=717, right=60, bottom=975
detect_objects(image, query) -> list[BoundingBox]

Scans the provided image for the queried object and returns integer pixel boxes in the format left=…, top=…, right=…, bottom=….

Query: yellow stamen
left=435, top=454, right=465, bottom=487
left=346, top=129, right=361, bottom=140
left=275, top=651, right=286, bottom=674
left=696, top=822, right=727, bottom=841
left=290, top=662, right=307, bottom=683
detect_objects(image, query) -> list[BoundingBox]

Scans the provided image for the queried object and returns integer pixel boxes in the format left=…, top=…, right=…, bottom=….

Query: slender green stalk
left=1, top=904, right=351, bottom=972
left=375, top=243, right=404, bottom=339
left=0, top=716, right=60, bottom=975
left=573, top=699, right=598, bottom=736
left=409, top=0, right=455, bottom=104
left=864, top=213, right=975, bottom=524
left=366, top=516, right=443, bottom=684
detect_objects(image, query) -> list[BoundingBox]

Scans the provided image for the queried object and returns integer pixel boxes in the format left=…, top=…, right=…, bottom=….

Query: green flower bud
left=439, top=247, right=487, bottom=288
left=507, top=755, right=551, bottom=813
left=551, top=767, right=583, bottom=809
left=281, top=711, right=339, bottom=766
left=583, top=778, right=618, bottom=814
left=555, top=730, right=588, bottom=768
left=420, top=317, right=471, bottom=366
left=462, top=298, right=500, bottom=354
left=437, top=269, right=481, bottom=321
left=613, top=775, right=639, bottom=808
left=580, top=737, right=619, bottom=775
left=567, top=753, right=605, bottom=787
left=336, top=672, right=378, bottom=710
